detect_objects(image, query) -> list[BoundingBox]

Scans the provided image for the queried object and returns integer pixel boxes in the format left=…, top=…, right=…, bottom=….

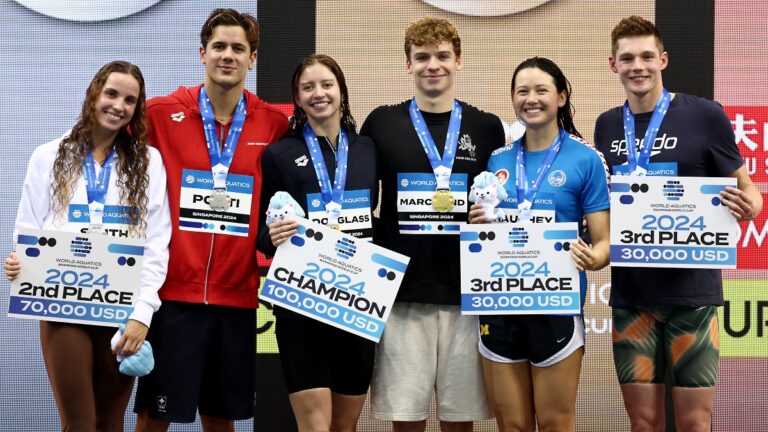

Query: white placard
left=261, top=217, right=409, bottom=342
left=460, top=222, right=580, bottom=315
left=610, top=176, right=738, bottom=269
left=9, top=228, right=144, bottom=326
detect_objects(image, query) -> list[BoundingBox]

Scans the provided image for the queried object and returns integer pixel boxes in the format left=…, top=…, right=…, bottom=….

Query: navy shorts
left=275, top=315, right=375, bottom=395
left=134, top=301, right=255, bottom=422
left=479, top=314, right=584, bottom=367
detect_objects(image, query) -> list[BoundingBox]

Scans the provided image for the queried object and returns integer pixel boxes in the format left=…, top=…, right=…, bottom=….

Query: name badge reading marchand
left=397, top=172, right=468, bottom=235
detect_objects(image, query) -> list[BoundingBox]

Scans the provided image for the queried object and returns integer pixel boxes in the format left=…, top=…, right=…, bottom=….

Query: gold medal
left=432, top=189, right=454, bottom=213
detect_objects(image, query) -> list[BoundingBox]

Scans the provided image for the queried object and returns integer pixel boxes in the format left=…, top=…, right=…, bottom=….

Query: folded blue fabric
left=113, top=323, right=155, bottom=377
left=119, top=340, right=155, bottom=377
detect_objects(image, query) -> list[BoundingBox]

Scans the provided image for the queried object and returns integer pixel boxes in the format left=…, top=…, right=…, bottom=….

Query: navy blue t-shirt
left=594, top=93, right=744, bottom=307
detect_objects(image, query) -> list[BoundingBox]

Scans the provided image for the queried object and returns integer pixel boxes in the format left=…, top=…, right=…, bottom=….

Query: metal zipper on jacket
left=203, top=123, right=228, bottom=304
left=202, top=234, right=215, bottom=304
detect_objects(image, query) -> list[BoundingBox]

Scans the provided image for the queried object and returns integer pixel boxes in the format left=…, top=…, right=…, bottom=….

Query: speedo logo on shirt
left=610, top=134, right=678, bottom=156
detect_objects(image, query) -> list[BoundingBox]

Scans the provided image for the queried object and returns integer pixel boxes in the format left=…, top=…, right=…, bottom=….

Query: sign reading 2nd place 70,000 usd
left=460, top=222, right=581, bottom=315
left=261, top=217, right=409, bottom=342
left=9, top=228, right=144, bottom=326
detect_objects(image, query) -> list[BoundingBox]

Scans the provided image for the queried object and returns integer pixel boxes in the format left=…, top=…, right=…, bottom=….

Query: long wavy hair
left=50, top=60, right=149, bottom=235
left=288, top=54, right=356, bottom=135
left=511, top=57, right=582, bottom=139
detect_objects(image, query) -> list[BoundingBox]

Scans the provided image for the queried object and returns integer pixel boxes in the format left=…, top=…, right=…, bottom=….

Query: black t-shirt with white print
left=361, top=100, right=505, bottom=305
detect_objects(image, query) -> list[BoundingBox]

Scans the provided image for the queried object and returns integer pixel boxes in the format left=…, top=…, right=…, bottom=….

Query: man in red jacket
left=134, top=8, right=288, bottom=431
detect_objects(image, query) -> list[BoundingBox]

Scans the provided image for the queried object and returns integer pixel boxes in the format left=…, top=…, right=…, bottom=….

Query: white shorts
left=371, top=303, right=491, bottom=422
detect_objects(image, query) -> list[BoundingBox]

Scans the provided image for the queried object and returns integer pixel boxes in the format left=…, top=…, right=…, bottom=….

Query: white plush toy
left=469, top=171, right=508, bottom=222
left=265, top=191, right=306, bottom=225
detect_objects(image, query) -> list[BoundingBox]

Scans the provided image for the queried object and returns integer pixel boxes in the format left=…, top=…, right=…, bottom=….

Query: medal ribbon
left=83, top=146, right=117, bottom=226
left=303, top=124, right=349, bottom=217
left=515, top=129, right=565, bottom=216
left=199, top=86, right=247, bottom=190
left=622, top=88, right=671, bottom=176
left=408, top=98, right=462, bottom=190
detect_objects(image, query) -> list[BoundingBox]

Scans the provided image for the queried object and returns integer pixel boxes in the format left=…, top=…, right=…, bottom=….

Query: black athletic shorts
left=134, top=301, right=255, bottom=422
left=275, top=315, right=375, bottom=395
left=479, top=314, right=583, bottom=366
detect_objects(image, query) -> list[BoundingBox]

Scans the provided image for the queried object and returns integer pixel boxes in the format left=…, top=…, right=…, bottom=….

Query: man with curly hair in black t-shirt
left=360, top=16, right=505, bottom=432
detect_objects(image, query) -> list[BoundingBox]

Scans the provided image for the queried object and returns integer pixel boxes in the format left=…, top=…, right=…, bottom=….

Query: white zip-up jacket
left=13, top=134, right=171, bottom=327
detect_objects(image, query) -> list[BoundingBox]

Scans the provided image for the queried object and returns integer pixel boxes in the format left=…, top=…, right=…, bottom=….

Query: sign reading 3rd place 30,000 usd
left=610, top=176, right=739, bottom=269
left=261, top=217, right=409, bottom=342
left=9, top=228, right=144, bottom=326
left=460, top=222, right=581, bottom=315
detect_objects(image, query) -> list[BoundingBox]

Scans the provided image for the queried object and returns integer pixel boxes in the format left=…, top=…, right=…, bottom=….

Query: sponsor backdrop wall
left=0, top=0, right=765, bottom=431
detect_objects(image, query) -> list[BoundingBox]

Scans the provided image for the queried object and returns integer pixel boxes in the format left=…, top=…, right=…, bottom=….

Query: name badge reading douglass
left=307, top=189, right=373, bottom=240
left=610, top=176, right=739, bottom=269
left=8, top=228, right=144, bottom=326
left=459, top=222, right=580, bottom=315
left=261, top=217, right=410, bottom=342
left=179, top=169, right=253, bottom=237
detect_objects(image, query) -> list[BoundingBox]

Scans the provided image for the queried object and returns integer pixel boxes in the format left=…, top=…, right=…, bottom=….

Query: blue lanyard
left=408, top=98, right=462, bottom=190
left=303, top=124, right=349, bottom=216
left=623, top=88, right=671, bottom=176
left=515, top=129, right=565, bottom=215
left=199, top=86, right=247, bottom=190
left=83, top=146, right=117, bottom=226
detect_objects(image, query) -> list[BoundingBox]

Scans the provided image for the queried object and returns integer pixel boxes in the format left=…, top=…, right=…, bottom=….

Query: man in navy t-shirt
left=594, top=15, right=763, bottom=432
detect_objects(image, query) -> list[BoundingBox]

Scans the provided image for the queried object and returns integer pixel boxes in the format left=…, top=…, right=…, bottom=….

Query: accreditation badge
left=67, top=204, right=133, bottom=237
left=261, top=217, right=410, bottom=342
left=8, top=228, right=144, bottom=326
left=497, top=192, right=557, bottom=224
left=460, top=222, right=580, bottom=315
left=396, top=172, right=468, bottom=235
left=307, top=189, right=373, bottom=240
left=178, top=169, right=253, bottom=236
left=610, top=176, right=738, bottom=268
